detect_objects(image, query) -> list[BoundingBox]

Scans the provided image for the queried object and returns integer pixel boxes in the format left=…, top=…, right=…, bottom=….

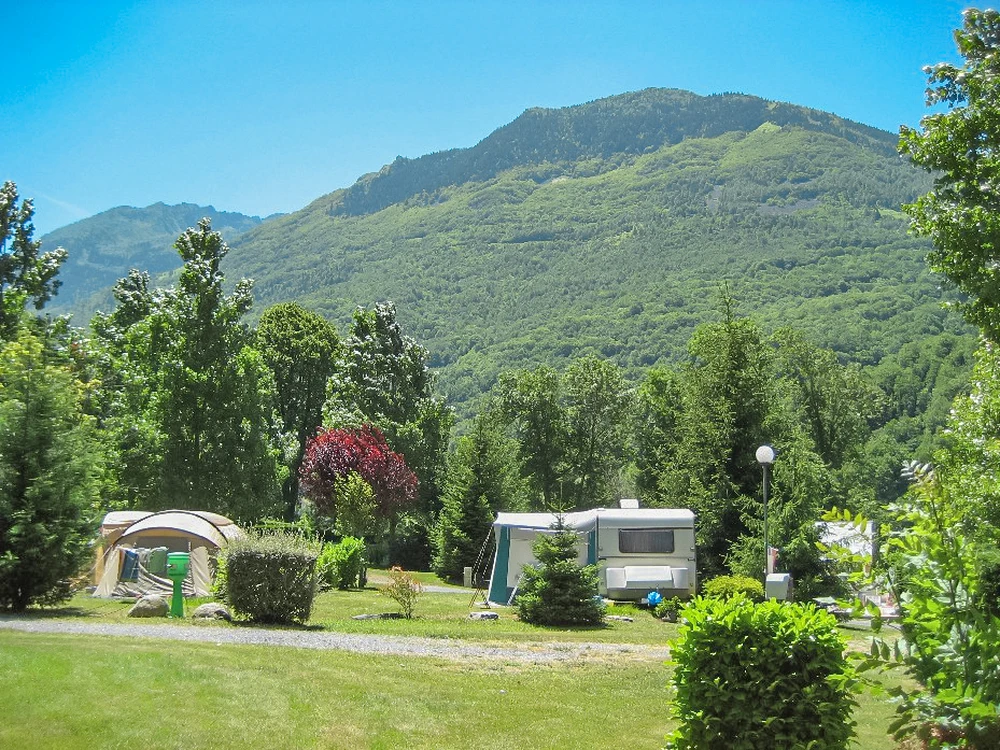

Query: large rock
left=128, top=595, right=169, bottom=618
left=192, top=603, right=232, bottom=621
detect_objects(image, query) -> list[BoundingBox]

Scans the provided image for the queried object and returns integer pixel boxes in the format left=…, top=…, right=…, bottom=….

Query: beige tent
left=94, top=510, right=243, bottom=598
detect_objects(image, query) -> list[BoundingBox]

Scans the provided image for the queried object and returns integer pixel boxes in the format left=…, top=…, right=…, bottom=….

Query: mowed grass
left=43, top=580, right=672, bottom=645
left=0, top=630, right=673, bottom=750
left=0, top=626, right=906, bottom=750
left=1, top=575, right=907, bottom=748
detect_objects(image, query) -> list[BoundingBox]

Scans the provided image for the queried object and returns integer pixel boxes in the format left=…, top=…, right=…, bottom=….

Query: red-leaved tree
left=299, top=425, right=418, bottom=535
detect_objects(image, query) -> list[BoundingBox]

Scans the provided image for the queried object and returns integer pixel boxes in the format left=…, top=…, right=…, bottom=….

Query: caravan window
left=618, top=528, right=675, bottom=554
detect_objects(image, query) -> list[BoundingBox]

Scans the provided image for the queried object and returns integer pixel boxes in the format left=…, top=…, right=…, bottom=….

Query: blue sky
left=3, top=0, right=970, bottom=235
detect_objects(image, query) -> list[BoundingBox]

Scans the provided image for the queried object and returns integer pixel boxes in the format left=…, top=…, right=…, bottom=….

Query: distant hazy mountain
left=43, top=202, right=266, bottom=319
left=222, top=88, right=966, bottom=411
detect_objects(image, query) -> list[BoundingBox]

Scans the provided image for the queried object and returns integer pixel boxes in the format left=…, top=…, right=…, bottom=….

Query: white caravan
left=487, top=501, right=696, bottom=604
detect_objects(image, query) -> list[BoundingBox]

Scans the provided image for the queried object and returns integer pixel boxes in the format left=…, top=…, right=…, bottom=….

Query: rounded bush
left=703, top=574, right=765, bottom=602
left=666, top=596, right=857, bottom=749
left=224, top=531, right=320, bottom=624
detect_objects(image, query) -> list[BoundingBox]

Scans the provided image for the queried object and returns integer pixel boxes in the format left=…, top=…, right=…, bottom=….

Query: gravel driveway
left=0, top=616, right=670, bottom=664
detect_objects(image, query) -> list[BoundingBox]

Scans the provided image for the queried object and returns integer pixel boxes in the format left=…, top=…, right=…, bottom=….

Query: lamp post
left=756, top=445, right=775, bottom=579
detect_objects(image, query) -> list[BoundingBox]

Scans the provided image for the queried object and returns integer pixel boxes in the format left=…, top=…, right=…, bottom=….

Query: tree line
left=1, top=179, right=960, bottom=608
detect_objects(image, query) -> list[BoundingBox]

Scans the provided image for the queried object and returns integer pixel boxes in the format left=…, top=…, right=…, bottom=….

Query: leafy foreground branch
left=851, top=460, right=1000, bottom=748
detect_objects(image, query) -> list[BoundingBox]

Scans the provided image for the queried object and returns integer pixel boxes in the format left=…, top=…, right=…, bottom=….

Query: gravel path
left=0, top=617, right=671, bottom=664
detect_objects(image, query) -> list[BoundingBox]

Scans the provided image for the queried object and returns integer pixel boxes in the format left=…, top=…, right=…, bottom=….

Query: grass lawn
left=0, top=630, right=672, bottom=750
left=0, top=626, right=905, bottom=750
left=0, top=574, right=907, bottom=748
left=39, top=580, right=674, bottom=645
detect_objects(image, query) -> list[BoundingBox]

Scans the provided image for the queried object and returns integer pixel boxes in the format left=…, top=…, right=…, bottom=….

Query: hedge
left=223, top=531, right=320, bottom=624
left=666, top=596, right=858, bottom=750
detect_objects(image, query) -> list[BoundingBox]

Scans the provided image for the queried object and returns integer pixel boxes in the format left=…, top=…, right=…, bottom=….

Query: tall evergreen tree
left=431, top=412, right=529, bottom=581
left=655, top=307, right=778, bottom=577
left=0, top=326, right=102, bottom=610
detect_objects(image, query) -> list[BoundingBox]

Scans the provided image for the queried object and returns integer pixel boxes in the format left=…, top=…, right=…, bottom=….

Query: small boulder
left=128, top=595, right=169, bottom=618
left=192, top=602, right=232, bottom=621
left=469, top=611, right=499, bottom=620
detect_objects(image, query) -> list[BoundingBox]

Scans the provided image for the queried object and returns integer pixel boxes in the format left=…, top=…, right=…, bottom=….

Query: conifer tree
left=432, top=413, right=529, bottom=581
left=431, top=465, right=494, bottom=582
left=516, top=516, right=605, bottom=626
left=0, top=326, right=101, bottom=610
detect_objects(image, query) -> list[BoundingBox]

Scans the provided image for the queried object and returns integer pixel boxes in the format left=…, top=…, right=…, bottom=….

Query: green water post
left=166, top=552, right=190, bottom=618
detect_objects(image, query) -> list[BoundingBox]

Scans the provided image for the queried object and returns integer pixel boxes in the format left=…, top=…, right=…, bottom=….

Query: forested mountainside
left=43, top=202, right=266, bottom=318
left=221, top=88, right=970, bottom=410
left=332, top=88, right=897, bottom=218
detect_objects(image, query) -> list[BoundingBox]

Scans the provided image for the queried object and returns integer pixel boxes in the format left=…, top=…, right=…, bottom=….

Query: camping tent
left=487, top=504, right=697, bottom=604
left=94, top=510, right=244, bottom=598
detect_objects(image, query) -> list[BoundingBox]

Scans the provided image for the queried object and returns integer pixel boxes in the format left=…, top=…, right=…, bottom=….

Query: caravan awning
left=493, top=510, right=599, bottom=531
left=493, top=508, right=694, bottom=531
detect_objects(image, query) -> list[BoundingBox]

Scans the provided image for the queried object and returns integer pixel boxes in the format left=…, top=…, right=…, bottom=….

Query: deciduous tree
left=299, top=425, right=418, bottom=540
left=93, top=220, right=282, bottom=521
left=257, top=302, right=341, bottom=519
left=495, top=365, right=566, bottom=510
left=562, top=355, right=633, bottom=508
left=0, top=182, right=67, bottom=340
left=899, top=8, right=1000, bottom=339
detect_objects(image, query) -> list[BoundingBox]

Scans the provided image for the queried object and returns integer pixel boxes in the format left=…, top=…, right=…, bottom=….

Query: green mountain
left=224, top=88, right=969, bottom=413
left=42, top=202, right=267, bottom=319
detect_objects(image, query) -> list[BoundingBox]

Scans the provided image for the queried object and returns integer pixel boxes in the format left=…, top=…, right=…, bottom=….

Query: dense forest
left=221, top=89, right=971, bottom=417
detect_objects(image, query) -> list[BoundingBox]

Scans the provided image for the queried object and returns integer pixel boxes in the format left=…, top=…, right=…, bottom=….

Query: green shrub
left=224, top=531, right=320, bottom=624
left=317, top=536, right=367, bottom=590
left=666, top=596, right=857, bottom=750
left=654, top=596, right=682, bottom=621
left=212, top=552, right=229, bottom=600
left=703, top=574, right=764, bottom=602
left=379, top=566, right=422, bottom=619
left=515, top=518, right=605, bottom=627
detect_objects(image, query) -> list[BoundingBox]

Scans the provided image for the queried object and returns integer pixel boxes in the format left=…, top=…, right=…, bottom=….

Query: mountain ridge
left=329, top=88, right=898, bottom=218
left=41, top=87, right=969, bottom=420
left=43, top=202, right=266, bottom=317
left=219, top=88, right=964, bottom=415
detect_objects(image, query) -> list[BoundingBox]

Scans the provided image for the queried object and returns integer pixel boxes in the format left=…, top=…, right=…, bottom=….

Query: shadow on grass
left=2, top=605, right=102, bottom=619
left=227, top=619, right=328, bottom=632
